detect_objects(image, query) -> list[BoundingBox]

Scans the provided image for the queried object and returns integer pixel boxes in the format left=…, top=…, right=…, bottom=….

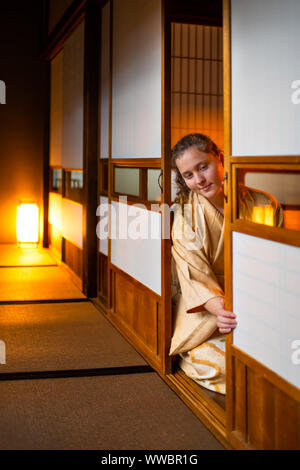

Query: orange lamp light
left=16, top=203, right=39, bottom=245
left=252, top=205, right=274, bottom=227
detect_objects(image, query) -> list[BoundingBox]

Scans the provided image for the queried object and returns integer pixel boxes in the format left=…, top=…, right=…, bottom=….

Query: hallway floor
left=0, top=245, right=224, bottom=450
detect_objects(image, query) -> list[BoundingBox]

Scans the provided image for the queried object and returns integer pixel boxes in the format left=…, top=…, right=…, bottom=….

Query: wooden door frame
left=162, top=0, right=225, bottom=375
left=161, top=0, right=173, bottom=376
left=223, top=0, right=234, bottom=438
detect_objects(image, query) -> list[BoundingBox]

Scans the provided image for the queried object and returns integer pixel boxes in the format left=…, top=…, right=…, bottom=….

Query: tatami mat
left=0, top=266, right=85, bottom=301
left=0, top=244, right=57, bottom=267
left=0, top=302, right=146, bottom=373
left=0, top=248, right=225, bottom=450
left=0, top=373, right=225, bottom=450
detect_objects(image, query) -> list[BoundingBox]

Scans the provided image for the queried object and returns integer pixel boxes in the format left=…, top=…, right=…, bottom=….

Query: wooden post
left=82, top=0, right=101, bottom=297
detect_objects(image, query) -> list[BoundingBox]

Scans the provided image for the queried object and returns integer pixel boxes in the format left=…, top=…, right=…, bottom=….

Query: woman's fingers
left=217, top=318, right=237, bottom=334
left=218, top=327, right=232, bottom=334
left=218, top=310, right=237, bottom=324
left=217, top=317, right=237, bottom=327
left=216, top=309, right=237, bottom=334
left=218, top=322, right=236, bottom=334
left=219, top=309, right=237, bottom=319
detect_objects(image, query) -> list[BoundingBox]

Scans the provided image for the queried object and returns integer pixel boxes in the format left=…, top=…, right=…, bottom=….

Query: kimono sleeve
left=171, top=214, right=224, bottom=313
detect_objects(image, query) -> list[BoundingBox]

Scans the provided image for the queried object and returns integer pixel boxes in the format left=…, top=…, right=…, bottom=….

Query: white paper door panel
left=61, top=199, right=83, bottom=248
left=110, top=201, right=161, bottom=295
left=233, top=232, right=300, bottom=389
left=100, top=2, right=110, bottom=159
left=231, top=0, right=300, bottom=156
left=50, top=51, right=63, bottom=166
left=49, top=193, right=62, bottom=231
left=62, top=22, right=84, bottom=169
left=112, top=0, right=161, bottom=158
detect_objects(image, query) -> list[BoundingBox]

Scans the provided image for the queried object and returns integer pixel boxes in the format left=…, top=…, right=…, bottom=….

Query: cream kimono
left=170, top=191, right=224, bottom=356
left=170, top=186, right=283, bottom=394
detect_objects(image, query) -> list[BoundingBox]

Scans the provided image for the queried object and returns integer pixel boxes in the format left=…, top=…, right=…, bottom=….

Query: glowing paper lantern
left=252, top=205, right=274, bottom=227
left=263, top=206, right=274, bottom=227
left=16, top=203, right=39, bottom=244
left=252, top=206, right=265, bottom=225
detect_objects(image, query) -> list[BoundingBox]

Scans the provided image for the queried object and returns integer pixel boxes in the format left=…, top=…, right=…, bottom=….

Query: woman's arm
left=204, top=297, right=237, bottom=334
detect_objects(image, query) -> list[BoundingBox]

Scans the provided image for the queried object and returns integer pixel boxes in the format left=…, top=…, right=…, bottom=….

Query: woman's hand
left=204, top=297, right=237, bottom=334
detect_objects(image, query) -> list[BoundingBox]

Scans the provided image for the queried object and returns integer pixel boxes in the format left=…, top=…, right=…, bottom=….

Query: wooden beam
left=161, top=0, right=173, bottom=376
left=82, top=0, right=101, bottom=297
left=42, top=0, right=87, bottom=61
left=43, top=61, right=51, bottom=248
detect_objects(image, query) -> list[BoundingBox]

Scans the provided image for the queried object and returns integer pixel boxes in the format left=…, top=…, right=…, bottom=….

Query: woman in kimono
left=169, top=133, right=283, bottom=394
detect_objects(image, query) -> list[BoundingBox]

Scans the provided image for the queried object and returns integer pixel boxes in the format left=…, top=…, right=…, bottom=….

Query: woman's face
left=176, top=146, right=224, bottom=201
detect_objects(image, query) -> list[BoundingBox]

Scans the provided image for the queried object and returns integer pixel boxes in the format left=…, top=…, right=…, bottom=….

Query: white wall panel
left=61, top=199, right=83, bottom=248
left=100, top=2, right=110, bottom=159
left=50, top=52, right=63, bottom=166
left=62, top=22, right=84, bottom=169
left=231, top=0, right=300, bottom=156
left=110, top=201, right=161, bottom=295
left=112, top=0, right=161, bottom=158
left=233, top=232, right=300, bottom=389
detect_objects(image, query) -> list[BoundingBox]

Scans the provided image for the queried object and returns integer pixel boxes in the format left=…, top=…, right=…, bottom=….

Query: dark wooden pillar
left=42, top=60, right=50, bottom=248
left=83, top=0, right=101, bottom=297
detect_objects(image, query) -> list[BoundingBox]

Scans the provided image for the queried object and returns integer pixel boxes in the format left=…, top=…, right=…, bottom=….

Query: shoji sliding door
left=98, top=0, right=169, bottom=373
left=61, top=21, right=84, bottom=276
left=49, top=51, right=63, bottom=257
left=49, top=20, right=85, bottom=281
left=224, top=0, right=300, bottom=450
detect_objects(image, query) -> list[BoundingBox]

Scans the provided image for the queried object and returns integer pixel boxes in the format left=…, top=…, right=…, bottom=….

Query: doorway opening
left=169, top=19, right=225, bottom=411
